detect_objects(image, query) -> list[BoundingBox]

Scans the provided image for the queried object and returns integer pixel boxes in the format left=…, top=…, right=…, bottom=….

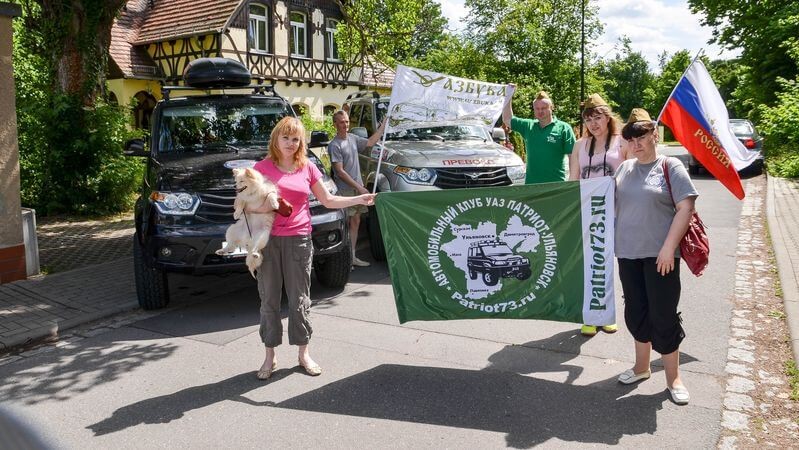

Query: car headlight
left=507, top=165, right=526, bottom=181
left=394, top=166, right=435, bottom=185
left=150, top=192, right=201, bottom=215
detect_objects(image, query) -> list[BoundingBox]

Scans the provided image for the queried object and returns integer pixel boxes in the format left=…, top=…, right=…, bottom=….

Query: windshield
left=483, top=244, right=513, bottom=256
left=157, top=101, right=291, bottom=153
left=386, top=125, right=491, bottom=142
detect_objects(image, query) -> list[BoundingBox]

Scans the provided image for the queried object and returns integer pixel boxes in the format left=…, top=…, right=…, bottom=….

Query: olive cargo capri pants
left=256, top=235, right=314, bottom=347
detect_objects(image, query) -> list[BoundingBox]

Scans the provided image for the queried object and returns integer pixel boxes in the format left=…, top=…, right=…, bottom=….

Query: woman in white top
left=569, top=93, right=628, bottom=337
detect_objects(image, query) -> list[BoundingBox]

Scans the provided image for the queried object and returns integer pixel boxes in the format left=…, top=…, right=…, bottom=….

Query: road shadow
left=486, top=330, right=699, bottom=384
left=486, top=329, right=589, bottom=384
left=0, top=338, right=176, bottom=406
left=87, top=371, right=271, bottom=436
left=86, top=362, right=664, bottom=446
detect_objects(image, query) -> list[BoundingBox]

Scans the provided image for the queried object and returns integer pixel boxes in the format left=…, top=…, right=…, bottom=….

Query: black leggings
left=618, top=257, right=685, bottom=354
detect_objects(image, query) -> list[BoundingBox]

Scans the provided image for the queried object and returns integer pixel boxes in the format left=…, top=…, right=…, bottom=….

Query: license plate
left=220, top=242, right=247, bottom=257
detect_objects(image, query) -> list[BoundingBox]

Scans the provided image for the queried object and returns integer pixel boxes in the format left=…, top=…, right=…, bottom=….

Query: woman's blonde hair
left=268, top=116, right=308, bottom=167
left=582, top=105, right=621, bottom=138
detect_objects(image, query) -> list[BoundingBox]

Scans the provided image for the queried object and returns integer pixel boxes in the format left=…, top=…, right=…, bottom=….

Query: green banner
left=375, top=178, right=616, bottom=324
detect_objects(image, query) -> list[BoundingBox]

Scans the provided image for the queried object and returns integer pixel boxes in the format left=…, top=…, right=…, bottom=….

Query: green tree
left=597, top=38, right=653, bottom=119
left=688, top=0, right=799, bottom=107
left=13, top=0, right=143, bottom=214
left=462, top=0, right=604, bottom=123
left=643, top=50, right=692, bottom=120
left=334, top=0, right=446, bottom=68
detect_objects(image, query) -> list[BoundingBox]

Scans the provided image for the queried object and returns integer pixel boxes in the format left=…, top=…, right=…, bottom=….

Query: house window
left=292, top=103, right=308, bottom=117
left=289, top=12, right=307, bottom=57
left=249, top=4, right=269, bottom=53
left=326, top=18, right=339, bottom=61
left=323, top=104, right=337, bottom=116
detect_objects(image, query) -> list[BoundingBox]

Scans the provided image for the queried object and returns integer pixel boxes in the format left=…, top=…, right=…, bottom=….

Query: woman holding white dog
left=249, top=116, right=375, bottom=380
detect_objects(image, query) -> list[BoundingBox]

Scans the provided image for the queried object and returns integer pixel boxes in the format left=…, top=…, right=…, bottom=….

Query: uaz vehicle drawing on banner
left=125, top=57, right=351, bottom=310
left=343, top=90, right=526, bottom=261
left=467, top=240, right=532, bottom=286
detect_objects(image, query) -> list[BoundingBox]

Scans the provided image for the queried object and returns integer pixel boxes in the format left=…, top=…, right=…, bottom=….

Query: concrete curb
left=0, top=301, right=139, bottom=351
left=765, top=175, right=799, bottom=363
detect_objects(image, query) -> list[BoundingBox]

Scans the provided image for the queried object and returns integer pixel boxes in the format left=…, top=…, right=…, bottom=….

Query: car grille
left=433, top=167, right=512, bottom=189
left=196, top=190, right=236, bottom=223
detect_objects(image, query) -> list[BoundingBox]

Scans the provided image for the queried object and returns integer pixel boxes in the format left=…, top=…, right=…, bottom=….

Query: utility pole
left=579, top=0, right=586, bottom=137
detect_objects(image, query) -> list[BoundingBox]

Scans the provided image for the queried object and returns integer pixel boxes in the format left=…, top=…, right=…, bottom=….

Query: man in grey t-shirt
left=329, top=110, right=386, bottom=267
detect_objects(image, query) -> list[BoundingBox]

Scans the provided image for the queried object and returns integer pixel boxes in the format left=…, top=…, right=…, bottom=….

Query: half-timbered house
left=108, top=0, right=394, bottom=128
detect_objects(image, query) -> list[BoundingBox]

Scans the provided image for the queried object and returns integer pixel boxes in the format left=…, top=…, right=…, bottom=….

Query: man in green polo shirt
left=502, top=90, right=575, bottom=183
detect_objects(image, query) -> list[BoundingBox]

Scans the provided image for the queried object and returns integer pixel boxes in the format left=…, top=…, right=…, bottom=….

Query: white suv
left=343, top=91, right=526, bottom=260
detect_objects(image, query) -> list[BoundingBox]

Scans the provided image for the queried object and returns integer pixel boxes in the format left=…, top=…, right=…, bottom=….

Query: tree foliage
left=597, top=38, right=652, bottom=120
left=688, top=0, right=799, bottom=107
left=461, top=0, right=604, bottom=123
left=13, top=0, right=143, bottom=214
left=690, top=0, right=799, bottom=176
left=334, top=0, right=445, bottom=69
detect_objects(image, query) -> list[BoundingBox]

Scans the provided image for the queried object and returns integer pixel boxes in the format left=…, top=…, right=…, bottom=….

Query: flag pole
left=655, top=48, right=705, bottom=124
left=371, top=121, right=389, bottom=195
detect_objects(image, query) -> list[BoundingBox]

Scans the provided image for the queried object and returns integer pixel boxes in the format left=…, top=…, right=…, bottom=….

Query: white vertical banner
left=579, top=177, right=616, bottom=327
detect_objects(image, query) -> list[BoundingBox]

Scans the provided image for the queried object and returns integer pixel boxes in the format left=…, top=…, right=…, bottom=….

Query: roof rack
left=160, top=83, right=276, bottom=100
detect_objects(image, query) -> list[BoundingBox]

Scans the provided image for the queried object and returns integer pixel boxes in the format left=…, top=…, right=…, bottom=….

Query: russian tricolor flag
left=659, top=60, right=759, bottom=200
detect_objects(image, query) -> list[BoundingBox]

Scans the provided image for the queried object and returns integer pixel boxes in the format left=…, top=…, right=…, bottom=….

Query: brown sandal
left=298, top=359, right=322, bottom=376
left=256, top=362, right=277, bottom=380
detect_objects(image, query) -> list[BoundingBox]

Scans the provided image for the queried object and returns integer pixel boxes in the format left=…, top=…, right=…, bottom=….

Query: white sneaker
left=352, top=257, right=371, bottom=267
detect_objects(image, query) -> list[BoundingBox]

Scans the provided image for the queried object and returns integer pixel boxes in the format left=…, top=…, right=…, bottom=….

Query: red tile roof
left=133, top=0, right=243, bottom=44
left=110, top=0, right=159, bottom=78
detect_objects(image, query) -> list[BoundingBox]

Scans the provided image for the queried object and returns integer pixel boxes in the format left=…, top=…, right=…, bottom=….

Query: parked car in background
left=688, top=119, right=764, bottom=175
left=342, top=90, right=526, bottom=261
left=124, top=58, right=351, bottom=310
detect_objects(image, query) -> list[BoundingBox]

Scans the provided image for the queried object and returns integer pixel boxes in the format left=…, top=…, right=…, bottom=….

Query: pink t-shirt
left=253, top=159, right=322, bottom=236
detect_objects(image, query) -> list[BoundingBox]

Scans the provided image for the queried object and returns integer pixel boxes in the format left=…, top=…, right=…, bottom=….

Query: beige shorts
left=339, top=187, right=368, bottom=217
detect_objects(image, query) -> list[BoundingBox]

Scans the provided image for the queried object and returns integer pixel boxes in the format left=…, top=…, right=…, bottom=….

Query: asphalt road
left=0, top=146, right=747, bottom=449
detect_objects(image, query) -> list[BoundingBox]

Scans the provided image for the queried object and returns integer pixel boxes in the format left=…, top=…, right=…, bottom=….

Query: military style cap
left=584, top=93, right=608, bottom=109
left=627, top=108, right=652, bottom=124
left=535, top=91, right=551, bottom=101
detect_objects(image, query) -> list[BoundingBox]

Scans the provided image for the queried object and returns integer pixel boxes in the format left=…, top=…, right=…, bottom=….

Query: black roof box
left=183, top=57, right=251, bottom=89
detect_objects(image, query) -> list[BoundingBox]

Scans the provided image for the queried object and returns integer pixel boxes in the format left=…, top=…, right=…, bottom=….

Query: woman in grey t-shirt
left=614, top=108, right=698, bottom=405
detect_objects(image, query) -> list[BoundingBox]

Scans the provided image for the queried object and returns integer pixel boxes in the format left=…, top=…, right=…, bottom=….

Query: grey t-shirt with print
left=328, top=133, right=367, bottom=191
left=614, top=155, right=699, bottom=259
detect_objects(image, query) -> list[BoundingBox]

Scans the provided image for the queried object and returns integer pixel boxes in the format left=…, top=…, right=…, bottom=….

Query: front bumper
left=142, top=207, right=347, bottom=274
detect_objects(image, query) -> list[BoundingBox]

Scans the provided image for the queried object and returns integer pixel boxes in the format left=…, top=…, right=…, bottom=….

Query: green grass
left=786, top=360, right=799, bottom=401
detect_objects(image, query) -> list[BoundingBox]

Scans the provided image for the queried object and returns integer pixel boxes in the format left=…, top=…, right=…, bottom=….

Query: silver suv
left=342, top=91, right=526, bottom=260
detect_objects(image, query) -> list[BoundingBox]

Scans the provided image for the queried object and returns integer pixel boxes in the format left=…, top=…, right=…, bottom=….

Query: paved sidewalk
left=0, top=214, right=136, bottom=352
left=766, top=176, right=799, bottom=362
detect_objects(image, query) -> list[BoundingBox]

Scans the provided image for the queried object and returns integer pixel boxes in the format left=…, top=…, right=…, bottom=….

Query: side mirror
left=491, top=128, right=507, bottom=142
left=124, top=138, right=148, bottom=157
left=351, top=127, right=368, bottom=138
left=309, top=130, right=330, bottom=148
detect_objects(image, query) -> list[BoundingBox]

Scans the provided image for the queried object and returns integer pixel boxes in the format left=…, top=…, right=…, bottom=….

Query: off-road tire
left=469, top=269, right=477, bottom=280
left=368, top=205, right=387, bottom=261
left=482, top=269, right=499, bottom=286
left=517, top=268, right=532, bottom=280
left=314, top=244, right=352, bottom=288
left=133, top=235, right=170, bottom=310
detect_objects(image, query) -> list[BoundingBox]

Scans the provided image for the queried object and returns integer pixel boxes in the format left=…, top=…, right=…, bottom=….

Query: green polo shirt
left=511, top=115, right=576, bottom=184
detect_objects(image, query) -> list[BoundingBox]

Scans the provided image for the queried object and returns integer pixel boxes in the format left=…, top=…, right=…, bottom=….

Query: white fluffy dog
left=216, top=167, right=279, bottom=277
